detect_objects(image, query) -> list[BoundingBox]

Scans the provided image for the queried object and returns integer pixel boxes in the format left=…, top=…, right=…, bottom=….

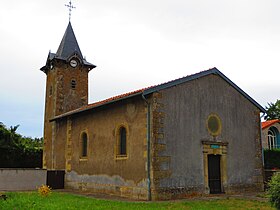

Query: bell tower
left=40, top=21, right=96, bottom=169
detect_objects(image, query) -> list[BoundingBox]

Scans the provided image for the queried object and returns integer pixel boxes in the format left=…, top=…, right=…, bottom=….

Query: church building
left=40, top=21, right=265, bottom=200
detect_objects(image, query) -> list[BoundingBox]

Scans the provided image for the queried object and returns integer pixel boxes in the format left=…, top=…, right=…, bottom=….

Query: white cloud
left=0, top=0, right=279, bottom=137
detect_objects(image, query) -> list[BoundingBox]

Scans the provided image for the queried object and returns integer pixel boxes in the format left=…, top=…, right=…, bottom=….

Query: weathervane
left=65, top=0, right=76, bottom=22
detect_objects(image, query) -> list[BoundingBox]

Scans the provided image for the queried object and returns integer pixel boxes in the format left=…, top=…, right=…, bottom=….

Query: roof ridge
left=143, top=68, right=218, bottom=95
left=51, top=68, right=218, bottom=121
left=85, top=68, right=217, bottom=108
left=51, top=67, right=265, bottom=121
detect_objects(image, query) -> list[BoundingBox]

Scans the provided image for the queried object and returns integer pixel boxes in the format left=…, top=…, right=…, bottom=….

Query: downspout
left=142, top=93, right=152, bottom=201
left=260, top=113, right=265, bottom=167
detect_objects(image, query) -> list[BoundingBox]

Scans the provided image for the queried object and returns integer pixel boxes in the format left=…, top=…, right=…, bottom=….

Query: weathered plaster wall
left=56, top=96, right=148, bottom=199
left=0, top=169, right=46, bottom=191
left=152, top=74, right=263, bottom=199
left=53, top=120, right=67, bottom=170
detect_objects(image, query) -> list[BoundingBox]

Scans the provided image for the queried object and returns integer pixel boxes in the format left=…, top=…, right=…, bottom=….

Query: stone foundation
left=65, top=171, right=148, bottom=200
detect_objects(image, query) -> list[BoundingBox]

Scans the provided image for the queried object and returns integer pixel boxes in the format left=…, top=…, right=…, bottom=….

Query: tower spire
left=40, top=2, right=96, bottom=74
left=65, top=0, right=76, bottom=22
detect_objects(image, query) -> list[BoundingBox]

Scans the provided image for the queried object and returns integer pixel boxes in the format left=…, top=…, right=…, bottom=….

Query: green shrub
left=264, top=149, right=280, bottom=169
left=268, top=172, right=280, bottom=209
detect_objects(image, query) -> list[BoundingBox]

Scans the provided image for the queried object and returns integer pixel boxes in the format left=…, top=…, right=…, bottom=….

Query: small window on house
left=117, top=126, right=127, bottom=157
left=268, top=129, right=277, bottom=150
left=71, top=79, right=76, bottom=89
left=81, top=132, right=88, bottom=158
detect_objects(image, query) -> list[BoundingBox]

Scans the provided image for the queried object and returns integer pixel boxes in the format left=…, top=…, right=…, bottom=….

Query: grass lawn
left=0, top=192, right=274, bottom=210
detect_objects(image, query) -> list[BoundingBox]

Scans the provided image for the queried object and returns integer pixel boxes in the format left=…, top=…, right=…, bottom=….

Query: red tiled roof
left=51, top=87, right=149, bottom=121
left=84, top=88, right=147, bottom=109
left=262, top=119, right=280, bottom=129
left=53, top=69, right=209, bottom=121
left=51, top=67, right=265, bottom=121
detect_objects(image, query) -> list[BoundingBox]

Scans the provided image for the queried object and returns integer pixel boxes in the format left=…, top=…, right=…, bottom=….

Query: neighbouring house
left=262, top=119, right=280, bottom=150
left=40, top=21, right=265, bottom=200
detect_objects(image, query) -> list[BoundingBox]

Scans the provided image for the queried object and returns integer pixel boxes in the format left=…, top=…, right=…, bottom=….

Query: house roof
left=51, top=67, right=266, bottom=121
left=262, top=119, right=280, bottom=129
left=40, top=22, right=96, bottom=73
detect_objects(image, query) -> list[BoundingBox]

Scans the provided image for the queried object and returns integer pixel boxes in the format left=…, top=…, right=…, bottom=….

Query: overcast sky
left=0, top=0, right=279, bottom=137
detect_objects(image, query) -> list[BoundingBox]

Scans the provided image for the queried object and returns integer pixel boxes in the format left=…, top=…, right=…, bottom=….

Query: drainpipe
left=142, top=94, right=152, bottom=201
left=260, top=113, right=265, bottom=167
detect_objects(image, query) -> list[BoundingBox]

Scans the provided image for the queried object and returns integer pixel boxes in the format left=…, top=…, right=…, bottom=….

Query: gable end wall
left=150, top=74, right=264, bottom=199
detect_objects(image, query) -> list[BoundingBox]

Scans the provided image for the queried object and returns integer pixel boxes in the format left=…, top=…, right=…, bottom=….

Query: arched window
left=81, top=132, right=88, bottom=158
left=117, top=126, right=127, bottom=157
left=268, top=128, right=276, bottom=150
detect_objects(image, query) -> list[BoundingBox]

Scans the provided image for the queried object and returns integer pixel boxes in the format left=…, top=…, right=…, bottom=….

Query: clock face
left=70, top=59, right=78, bottom=68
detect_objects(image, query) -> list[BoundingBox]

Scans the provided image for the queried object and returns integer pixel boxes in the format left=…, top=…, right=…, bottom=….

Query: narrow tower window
left=71, top=79, right=76, bottom=89
left=81, top=132, right=88, bottom=158
left=49, top=85, right=53, bottom=96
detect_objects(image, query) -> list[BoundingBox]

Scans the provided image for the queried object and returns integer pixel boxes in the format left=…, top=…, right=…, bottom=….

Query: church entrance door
left=208, top=154, right=221, bottom=194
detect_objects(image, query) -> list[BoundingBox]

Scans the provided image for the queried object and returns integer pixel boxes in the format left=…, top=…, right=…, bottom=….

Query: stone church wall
left=43, top=61, right=89, bottom=169
left=151, top=74, right=264, bottom=199
left=55, top=96, right=149, bottom=200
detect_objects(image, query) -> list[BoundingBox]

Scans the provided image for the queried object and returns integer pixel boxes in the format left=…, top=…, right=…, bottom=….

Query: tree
left=265, top=99, right=280, bottom=120
left=0, top=122, right=43, bottom=168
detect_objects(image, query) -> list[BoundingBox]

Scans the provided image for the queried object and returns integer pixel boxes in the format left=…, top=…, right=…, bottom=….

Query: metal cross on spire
left=65, top=0, right=76, bottom=22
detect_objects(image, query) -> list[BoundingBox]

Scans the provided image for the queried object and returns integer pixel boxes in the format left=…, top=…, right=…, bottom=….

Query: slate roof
left=262, top=119, right=280, bottom=129
left=51, top=67, right=266, bottom=121
left=40, top=22, right=96, bottom=73
left=56, top=22, right=83, bottom=60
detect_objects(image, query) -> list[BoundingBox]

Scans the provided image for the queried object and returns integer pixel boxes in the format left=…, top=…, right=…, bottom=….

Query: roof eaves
left=262, top=119, right=280, bottom=129
left=215, top=69, right=266, bottom=113
left=49, top=52, right=56, bottom=60
left=40, top=52, right=57, bottom=73
left=143, top=67, right=266, bottom=113
left=82, top=60, right=96, bottom=69
left=50, top=67, right=266, bottom=122
left=143, top=68, right=218, bottom=96
left=50, top=91, right=143, bottom=122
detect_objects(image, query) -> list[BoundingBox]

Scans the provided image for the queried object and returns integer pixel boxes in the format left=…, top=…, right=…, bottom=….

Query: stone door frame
left=202, top=140, right=228, bottom=194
